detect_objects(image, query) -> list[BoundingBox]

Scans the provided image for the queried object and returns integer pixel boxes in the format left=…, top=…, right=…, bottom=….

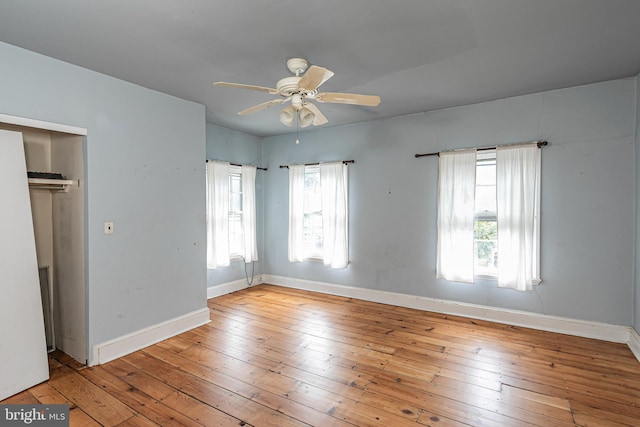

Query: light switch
left=104, top=221, right=114, bottom=235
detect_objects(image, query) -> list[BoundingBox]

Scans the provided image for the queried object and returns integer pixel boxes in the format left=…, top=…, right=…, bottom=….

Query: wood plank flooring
left=3, top=284, right=640, bottom=426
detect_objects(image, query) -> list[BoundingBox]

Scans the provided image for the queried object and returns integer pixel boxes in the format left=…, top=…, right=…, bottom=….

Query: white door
left=0, top=129, right=49, bottom=400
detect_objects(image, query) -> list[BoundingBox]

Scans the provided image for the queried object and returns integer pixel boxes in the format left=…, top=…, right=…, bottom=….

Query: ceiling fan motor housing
left=276, top=76, right=302, bottom=96
left=276, top=77, right=318, bottom=98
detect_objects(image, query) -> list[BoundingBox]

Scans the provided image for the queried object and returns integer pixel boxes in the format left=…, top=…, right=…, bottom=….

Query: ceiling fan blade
left=214, top=82, right=279, bottom=94
left=316, top=92, right=381, bottom=107
left=298, top=66, right=334, bottom=91
left=238, top=98, right=287, bottom=115
left=303, top=102, right=328, bottom=125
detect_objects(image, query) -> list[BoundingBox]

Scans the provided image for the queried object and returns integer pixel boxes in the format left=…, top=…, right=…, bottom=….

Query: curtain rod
left=415, top=141, right=548, bottom=158
left=279, top=160, right=355, bottom=169
left=206, top=159, right=267, bottom=171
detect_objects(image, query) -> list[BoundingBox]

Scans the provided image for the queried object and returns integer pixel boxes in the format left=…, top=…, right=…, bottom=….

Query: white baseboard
left=263, top=275, right=633, bottom=347
left=91, top=307, right=210, bottom=366
left=207, top=275, right=264, bottom=299
left=629, top=329, right=640, bottom=362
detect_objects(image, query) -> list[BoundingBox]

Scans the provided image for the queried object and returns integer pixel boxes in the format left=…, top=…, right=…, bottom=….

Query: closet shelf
left=28, top=178, right=75, bottom=192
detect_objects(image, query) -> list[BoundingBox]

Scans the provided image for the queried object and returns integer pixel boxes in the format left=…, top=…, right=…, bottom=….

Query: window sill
left=474, top=275, right=543, bottom=286
left=475, top=274, right=497, bottom=281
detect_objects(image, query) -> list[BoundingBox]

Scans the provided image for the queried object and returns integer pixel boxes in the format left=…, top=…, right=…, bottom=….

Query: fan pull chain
left=295, top=110, right=300, bottom=144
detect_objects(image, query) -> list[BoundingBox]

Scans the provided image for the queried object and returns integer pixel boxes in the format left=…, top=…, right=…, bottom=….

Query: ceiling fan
left=214, top=58, right=381, bottom=128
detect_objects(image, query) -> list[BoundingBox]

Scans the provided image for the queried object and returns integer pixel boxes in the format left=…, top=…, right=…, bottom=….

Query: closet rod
left=415, top=140, right=548, bottom=158
left=279, top=160, right=355, bottom=169
left=206, top=159, right=267, bottom=171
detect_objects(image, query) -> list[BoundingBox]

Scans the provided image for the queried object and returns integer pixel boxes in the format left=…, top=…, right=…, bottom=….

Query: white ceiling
left=1, top=0, right=640, bottom=137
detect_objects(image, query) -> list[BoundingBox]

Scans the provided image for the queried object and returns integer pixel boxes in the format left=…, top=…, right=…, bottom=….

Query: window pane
left=476, top=160, right=496, bottom=185
left=230, top=193, right=242, bottom=211
left=475, top=159, right=496, bottom=216
left=230, top=174, right=242, bottom=193
left=304, top=169, right=320, bottom=189
left=229, top=212, right=244, bottom=256
left=304, top=170, right=321, bottom=213
left=474, top=220, right=497, bottom=276
left=304, top=192, right=321, bottom=213
left=475, top=185, right=496, bottom=215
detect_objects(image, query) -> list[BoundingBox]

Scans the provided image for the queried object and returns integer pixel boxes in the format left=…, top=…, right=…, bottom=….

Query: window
left=206, top=161, right=258, bottom=269
left=288, top=162, right=349, bottom=268
left=303, top=166, right=323, bottom=259
left=228, top=166, right=244, bottom=258
left=474, top=152, right=497, bottom=277
left=436, top=145, right=541, bottom=290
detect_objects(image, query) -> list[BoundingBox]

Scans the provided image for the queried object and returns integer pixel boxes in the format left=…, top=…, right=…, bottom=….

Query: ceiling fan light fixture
left=279, top=105, right=296, bottom=127
left=298, top=106, right=315, bottom=128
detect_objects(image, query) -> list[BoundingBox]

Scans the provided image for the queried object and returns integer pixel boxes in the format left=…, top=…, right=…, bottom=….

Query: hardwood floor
left=3, top=284, right=640, bottom=426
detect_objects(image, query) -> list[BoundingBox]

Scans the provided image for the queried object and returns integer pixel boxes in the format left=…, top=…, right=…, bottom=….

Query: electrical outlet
left=104, top=221, right=114, bottom=235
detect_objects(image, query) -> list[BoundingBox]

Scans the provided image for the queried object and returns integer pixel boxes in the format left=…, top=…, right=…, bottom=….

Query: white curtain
left=206, top=161, right=230, bottom=269
left=496, top=145, right=541, bottom=290
left=496, top=144, right=540, bottom=291
left=436, top=149, right=477, bottom=283
left=288, top=164, right=306, bottom=263
left=320, top=162, right=349, bottom=268
left=241, top=165, right=258, bottom=263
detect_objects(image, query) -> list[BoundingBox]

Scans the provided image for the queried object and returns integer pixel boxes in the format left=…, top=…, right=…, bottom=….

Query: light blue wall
left=263, top=78, right=636, bottom=326
left=0, top=42, right=207, bottom=363
left=205, top=123, right=264, bottom=287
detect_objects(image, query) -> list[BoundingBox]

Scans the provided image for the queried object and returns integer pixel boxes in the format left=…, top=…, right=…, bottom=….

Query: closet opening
left=0, top=120, right=86, bottom=366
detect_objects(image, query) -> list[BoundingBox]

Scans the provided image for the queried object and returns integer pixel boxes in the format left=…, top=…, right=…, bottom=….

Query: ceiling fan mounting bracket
left=286, top=58, right=308, bottom=76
